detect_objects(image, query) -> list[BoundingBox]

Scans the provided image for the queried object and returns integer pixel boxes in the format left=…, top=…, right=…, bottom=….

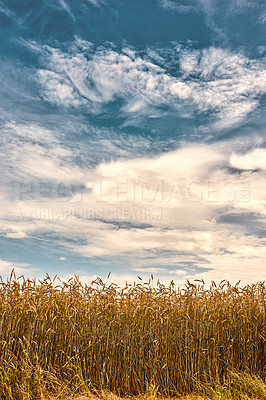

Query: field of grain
left=0, top=273, right=265, bottom=400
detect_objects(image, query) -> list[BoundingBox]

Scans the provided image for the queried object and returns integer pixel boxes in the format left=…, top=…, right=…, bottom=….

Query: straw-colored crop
left=0, top=272, right=265, bottom=400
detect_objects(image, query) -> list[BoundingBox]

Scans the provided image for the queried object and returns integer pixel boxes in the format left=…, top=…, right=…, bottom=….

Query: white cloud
left=259, top=10, right=266, bottom=24
left=169, top=269, right=187, bottom=275
left=1, top=122, right=89, bottom=183
left=37, top=70, right=84, bottom=107
left=4, top=122, right=57, bottom=144
left=59, top=257, right=66, bottom=260
left=1, top=120, right=266, bottom=284
left=31, top=40, right=266, bottom=130
left=197, top=233, right=266, bottom=284
left=56, top=0, right=75, bottom=19
left=179, top=49, right=200, bottom=75
left=0, top=259, right=32, bottom=275
left=62, top=227, right=214, bottom=257
left=159, top=0, right=193, bottom=13
left=5, top=232, right=28, bottom=239
left=85, top=0, right=105, bottom=6
left=230, top=148, right=266, bottom=170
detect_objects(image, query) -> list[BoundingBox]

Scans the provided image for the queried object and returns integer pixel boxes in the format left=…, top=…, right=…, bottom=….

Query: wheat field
left=0, top=272, right=265, bottom=399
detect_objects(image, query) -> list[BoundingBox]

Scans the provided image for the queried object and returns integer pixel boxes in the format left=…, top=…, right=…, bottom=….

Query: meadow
left=0, top=272, right=265, bottom=400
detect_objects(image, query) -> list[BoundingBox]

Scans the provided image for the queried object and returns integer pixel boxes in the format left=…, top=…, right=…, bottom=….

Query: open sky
left=0, top=0, right=266, bottom=285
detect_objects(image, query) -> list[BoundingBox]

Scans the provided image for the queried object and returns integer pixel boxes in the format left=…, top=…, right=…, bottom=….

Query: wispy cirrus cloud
left=55, top=0, right=75, bottom=19
left=259, top=9, right=266, bottom=24
left=0, top=122, right=89, bottom=184
left=159, top=0, right=193, bottom=13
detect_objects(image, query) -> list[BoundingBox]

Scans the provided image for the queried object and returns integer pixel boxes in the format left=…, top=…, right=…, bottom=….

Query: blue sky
left=0, top=0, right=266, bottom=285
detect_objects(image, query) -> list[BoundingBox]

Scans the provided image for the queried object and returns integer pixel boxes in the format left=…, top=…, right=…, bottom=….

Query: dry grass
left=46, top=394, right=206, bottom=400
left=0, top=272, right=265, bottom=399
left=45, top=394, right=206, bottom=400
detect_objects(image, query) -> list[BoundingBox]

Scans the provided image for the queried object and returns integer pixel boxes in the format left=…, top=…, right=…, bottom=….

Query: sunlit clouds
left=0, top=0, right=265, bottom=285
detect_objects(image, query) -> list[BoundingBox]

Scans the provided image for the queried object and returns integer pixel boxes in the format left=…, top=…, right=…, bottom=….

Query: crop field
left=0, top=273, right=265, bottom=400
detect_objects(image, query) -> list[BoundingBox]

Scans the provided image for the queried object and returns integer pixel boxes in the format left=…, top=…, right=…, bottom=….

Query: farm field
left=0, top=274, right=265, bottom=400
left=43, top=394, right=251, bottom=400
left=44, top=392, right=265, bottom=400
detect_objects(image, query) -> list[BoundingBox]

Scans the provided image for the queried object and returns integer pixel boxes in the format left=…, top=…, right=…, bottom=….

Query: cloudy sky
left=0, top=0, right=266, bottom=285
